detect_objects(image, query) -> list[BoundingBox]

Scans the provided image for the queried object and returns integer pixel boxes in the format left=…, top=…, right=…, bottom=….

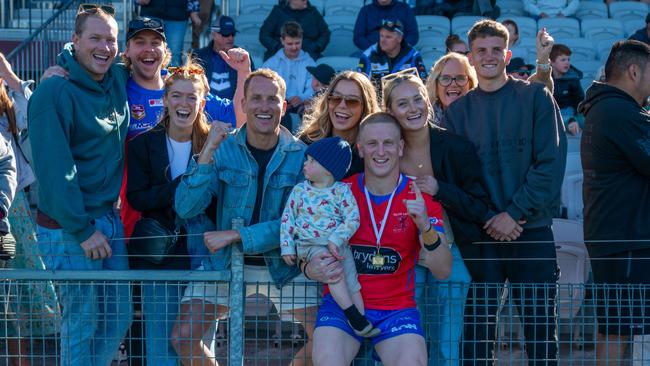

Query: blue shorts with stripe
left=315, top=294, right=424, bottom=350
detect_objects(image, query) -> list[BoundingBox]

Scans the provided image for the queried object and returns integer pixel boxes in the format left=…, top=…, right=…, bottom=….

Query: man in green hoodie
left=27, top=4, right=132, bottom=365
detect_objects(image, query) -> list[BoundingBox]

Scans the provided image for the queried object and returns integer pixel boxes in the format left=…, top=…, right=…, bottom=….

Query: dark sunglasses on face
left=78, top=3, right=116, bottom=16
left=328, top=94, right=362, bottom=109
left=437, top=75, right=469, bottom=87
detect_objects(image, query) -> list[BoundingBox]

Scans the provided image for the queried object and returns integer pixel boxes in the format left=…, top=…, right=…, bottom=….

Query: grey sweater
left=444, top=78, right=567, bottom=228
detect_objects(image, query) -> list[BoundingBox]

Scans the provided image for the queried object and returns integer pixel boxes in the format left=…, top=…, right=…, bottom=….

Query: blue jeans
left=37, top=211, right=132, bottom=366
left=141, top=282, right=183, bottom=365
left=416, top=245, right=471, bottom=366
left=164, top=20, right=188, bottom=66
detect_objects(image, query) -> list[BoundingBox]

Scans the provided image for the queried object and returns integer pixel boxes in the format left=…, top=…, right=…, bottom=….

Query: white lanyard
left=363, top=174, right=402, bottom=252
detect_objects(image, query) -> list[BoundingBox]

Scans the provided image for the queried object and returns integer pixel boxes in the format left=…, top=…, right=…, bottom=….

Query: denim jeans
left=416, top=245, right=472, bottom=366
left=164, top=20, right=188, bottom=66
left=141, top=282, right=183, bottom=365
left=37, top=211, right=132, bottom=366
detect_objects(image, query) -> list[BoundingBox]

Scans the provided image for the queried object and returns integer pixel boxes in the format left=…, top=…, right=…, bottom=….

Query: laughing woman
left=382, top=69, right=492, bottom=366
left=126, top=59, right=219, bottom=365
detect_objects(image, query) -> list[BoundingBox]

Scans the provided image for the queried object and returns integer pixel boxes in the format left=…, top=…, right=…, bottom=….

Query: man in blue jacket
left=354, top=0, right=419, bottom=51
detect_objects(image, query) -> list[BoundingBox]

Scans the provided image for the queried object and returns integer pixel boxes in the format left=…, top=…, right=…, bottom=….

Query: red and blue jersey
left=328, top=173, right=444, bottom=310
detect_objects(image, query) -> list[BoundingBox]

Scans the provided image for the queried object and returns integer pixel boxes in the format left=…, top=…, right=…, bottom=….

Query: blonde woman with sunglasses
left=382, top=69, right=492, bottom=366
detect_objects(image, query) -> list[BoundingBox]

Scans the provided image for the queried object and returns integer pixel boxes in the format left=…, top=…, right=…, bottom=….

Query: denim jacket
left=175, top=125, right=306, bottom=288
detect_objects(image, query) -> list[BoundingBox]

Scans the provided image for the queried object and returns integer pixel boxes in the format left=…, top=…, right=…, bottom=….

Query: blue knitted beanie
left=305, top=136, right=352, bottom=181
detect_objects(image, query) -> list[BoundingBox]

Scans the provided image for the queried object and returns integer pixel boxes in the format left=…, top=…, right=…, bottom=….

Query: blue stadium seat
left=324, top=3, right=362, bottom=16
left=596, top=39, right=615, bottom=61
left=451, top=16, right=484, bottom=38
left=498, top=16, right=537, bottom=38
left=572, top=60, right=603, bottom=88
left=538, top=17, right=580, bottom=39
left=556, top=38, right=597, bottom=61
left=237, top=0, right=277, bottom=15
left=608, top=1, right=649, bottom=23
left=416, top=15, right=450, bottom=43
left=317, top=56, right=360, bottom=72
left=581, top=18, right=624, bottom=40
left=575, top=2, right=608, bottom=19
left=235, top=34, right=266, bottom=61
left=323, top=15, right=358, bottom=57
left=623, top=19, right=645, bottom=37
left=419, top=46, right=446, bottom=69
left=496, top=0, right=526, bottom=16
left=233, top=15, right=263, bottom=37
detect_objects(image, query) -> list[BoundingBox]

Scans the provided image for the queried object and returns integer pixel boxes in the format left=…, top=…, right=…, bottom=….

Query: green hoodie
left=28, top=43, right=129, bottom=243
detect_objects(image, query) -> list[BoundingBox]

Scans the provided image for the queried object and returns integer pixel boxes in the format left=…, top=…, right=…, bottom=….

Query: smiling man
left=27, top=5, right=133, bottom=365
left=442, top=19, right=566, bottom=366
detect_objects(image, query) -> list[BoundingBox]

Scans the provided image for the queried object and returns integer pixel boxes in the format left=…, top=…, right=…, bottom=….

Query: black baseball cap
left=211, top=16, right=237, bottom=36
left=507, top=57, right=534, bottom=74
left=126, top=17, right=166, bottom=42
left=381, top=17, right=404, bottom=36
left=307, top=64, right=336, bottom=85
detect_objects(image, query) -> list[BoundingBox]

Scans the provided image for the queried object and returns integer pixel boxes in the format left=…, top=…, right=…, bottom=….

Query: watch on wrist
left=536, top=61, right=551, bottom=72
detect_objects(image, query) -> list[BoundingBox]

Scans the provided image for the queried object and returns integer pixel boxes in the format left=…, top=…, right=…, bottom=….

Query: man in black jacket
left=444, top=20, right=566, bottom=366
left=579, top=39, right=650, bottom=366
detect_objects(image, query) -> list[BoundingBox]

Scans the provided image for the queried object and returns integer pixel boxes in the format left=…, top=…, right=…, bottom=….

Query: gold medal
left=372, top=253, right=385, bottom=267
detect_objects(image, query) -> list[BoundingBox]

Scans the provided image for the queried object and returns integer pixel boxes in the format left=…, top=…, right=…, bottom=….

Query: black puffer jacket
left=259, top=2, right=330, bottom=60
left=553, top=65, right=584, bottom=111
left=579, top=82, right=650, bottom=257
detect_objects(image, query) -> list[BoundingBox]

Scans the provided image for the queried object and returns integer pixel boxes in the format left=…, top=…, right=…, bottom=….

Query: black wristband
left=423, top=236, right=442, bottom=251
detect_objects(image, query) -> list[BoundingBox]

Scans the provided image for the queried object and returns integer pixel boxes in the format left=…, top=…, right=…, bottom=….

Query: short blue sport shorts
left=315, top=294, right=424, bottom=357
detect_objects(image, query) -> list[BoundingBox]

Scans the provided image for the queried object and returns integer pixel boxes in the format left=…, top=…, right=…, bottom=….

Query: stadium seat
left=324, top=3, right=362, bottom=16
left=581, top=19, right=625, bottom=40
left=575, top=1, right=608, bottom=19
left=496, top=0, right=526, bottom=16
left=237, top=0, right=277, bottom=15
left=557, top=38, right=597, bottom=61
left=562, top=152, right=583, bottom=220
left=451, top=16, right=484, bottom=38
left=323, top=0, right=362, bottom=14
left=624, top=19, right=645, bottom=37
left=573, top=60, right=602, bottom=85
left=235, top=34, right=266, bottom=61
left=552, top=218, right=589, bottom=347
left=538, top=18, right=580, bottom=39
left=596, top=39, right=615, bottom=61
left=416, top=15, right=450, bottom=42
left=316, top=56, right=359, bottom=72
left=323, top=15, right=358, bottom=57
left=233, top=15, right=263, bottom=36
left=608, top=1, right=649, bottom=23
left=498, top=16, right=537, bottom=38
left=419, top=46, right=446, bottom=68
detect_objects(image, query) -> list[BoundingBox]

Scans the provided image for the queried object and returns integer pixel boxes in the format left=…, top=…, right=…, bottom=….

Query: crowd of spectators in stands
left=2, top=0, right=650, bottom=365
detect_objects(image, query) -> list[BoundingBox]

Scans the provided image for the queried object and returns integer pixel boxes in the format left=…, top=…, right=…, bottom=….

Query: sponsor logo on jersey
left=148, top=98, right=163, bottom=107
left=351, top=244, right=401, bottom=275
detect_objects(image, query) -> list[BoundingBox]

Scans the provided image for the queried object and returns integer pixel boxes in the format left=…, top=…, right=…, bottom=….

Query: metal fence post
left=228, top=244, right=244, bottom=365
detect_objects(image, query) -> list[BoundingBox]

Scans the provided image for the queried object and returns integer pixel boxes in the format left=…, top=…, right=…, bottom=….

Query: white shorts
left=181, top=265, right=319, bottom=312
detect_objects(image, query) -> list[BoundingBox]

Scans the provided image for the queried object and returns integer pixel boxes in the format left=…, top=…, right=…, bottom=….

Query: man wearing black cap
left=357, top=17, right=427, bottom=92
left=629, top=13, right=650, bottom=46
left=506, top=57, right=534, bottom=80
left=195, top=15, right=255, bottom=100
left=304, top=63, right=336, bottom=116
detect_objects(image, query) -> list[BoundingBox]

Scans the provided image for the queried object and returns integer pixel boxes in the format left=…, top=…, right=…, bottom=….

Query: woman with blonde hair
left=127, top=57, right=219, bottom=365
left=298, top=70, right=380, bottom=177
left=382, top=69, right=491, bottom=366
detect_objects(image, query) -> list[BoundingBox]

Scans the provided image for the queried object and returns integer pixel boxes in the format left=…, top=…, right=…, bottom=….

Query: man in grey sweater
left=444, top=19, right=566, bottom=366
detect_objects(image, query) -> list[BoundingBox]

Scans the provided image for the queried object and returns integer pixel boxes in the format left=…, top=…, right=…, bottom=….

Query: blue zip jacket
left=353, top=0, right=419, bottom=51
left=175, top=124, right=306, bottom=288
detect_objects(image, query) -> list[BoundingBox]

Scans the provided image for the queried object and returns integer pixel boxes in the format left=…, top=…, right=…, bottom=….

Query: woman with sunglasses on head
left=298, top=71, right=380, bottom=177
left=126, top=59, right=230, bottom=365
left=0, top=51, right=59, bottom=366
left=382, top=68, right=492, bottom=366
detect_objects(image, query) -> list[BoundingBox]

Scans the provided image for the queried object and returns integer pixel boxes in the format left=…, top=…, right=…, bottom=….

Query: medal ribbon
left=364, top=174, right=402, bottom=254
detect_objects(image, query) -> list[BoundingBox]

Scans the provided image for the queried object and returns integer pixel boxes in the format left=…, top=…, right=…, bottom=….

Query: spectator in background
left=354, top=0, right=419, bottom=51
left=506, top=57, right=534, bottom=80
left=502, top=19, right=528, bottom=61
left=551, top=44, right=585, bottom=135
left=415, top=0, right=500, bottom=19
left=523, top=0, right=579, bottom=19
left=579, top=39, right=650, bottom=366
left=260, top=0, right=330, bottom=61
left=443, top=20, right=565, bottom=366
left=195, top=16, right=256, bottom=100
left=262, top=21, right=316, bottom=131
left=190, top=0, right=212, bottom=49
left=445, top=34, right=469, bottom=55
left=28, top=5, right=132, bottom=365
left=358, top=18, right=427, bottom=93
left=303, top=63, right=336, bottom=116
left=137, top=0, right=201, bottom=66
left=0, top=52, right=59, bottom=365
left=628, top=13, right=650, bottom=46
